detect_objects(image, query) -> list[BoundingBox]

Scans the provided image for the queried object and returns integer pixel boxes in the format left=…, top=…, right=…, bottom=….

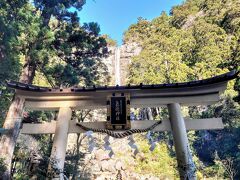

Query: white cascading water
left=115, top=47, right=121, bottom=85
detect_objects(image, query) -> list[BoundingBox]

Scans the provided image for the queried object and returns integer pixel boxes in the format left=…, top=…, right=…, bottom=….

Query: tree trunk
left=0, top=3, right=51, bottom=178
left=0, top=96, right=25, bottom=179
left=0, top=60, right=36, bottom=179
left=19, top=59, right=36, bottom=84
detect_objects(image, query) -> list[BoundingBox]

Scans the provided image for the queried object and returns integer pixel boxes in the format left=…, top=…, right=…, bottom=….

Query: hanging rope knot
left=76, top=120, right=162, bottom=138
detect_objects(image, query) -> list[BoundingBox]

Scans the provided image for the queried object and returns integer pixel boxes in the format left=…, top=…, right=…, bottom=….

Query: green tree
left=124, top=0, right=240, bottom=178
left=170, top=0, right=201, bottom=28
left=129, top=13, right=194, bottom=84
left=0, top=0, right=108, bottom=178
left=189, top=19, right=231, bottom=79
left=123, top=17, right=150, bottom=44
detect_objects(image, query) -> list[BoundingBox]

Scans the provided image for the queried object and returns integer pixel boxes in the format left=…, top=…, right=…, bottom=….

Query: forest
left=0, top=0, right=240, bottom=179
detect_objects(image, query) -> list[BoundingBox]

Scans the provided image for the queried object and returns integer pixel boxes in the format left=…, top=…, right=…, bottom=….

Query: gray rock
left=91, top=162, right=101, bottom=172
left=115, top=160, right=123, bottom=170
left=100, top=159, right=116, bottom=172
left=95, top=149, right=110, bottom=161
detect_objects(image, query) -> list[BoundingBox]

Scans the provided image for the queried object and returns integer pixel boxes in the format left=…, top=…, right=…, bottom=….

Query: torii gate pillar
left=168, top=103, right=196, bottom=180
left=47, top=107, right=72, bottom=179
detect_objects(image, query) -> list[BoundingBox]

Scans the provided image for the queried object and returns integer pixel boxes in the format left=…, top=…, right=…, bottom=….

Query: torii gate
left=2, top=70, right=238, bottom=179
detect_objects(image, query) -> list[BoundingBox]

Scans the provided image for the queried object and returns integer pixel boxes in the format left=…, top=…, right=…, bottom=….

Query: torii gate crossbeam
left=1, top=70, right=238, bottom=179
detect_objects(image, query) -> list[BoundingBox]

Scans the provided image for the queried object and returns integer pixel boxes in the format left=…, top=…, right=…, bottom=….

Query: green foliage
left=49, top=20, right=108, bottom=86
left=133, top=137, right=178, bottom=178
left=34, top=0, right=86, bottom=26
left=192, top=96, right=240, bottom=177
left=123, top=17, right=151, bottom=43
left=102, top=34, right=117, bottom=46
left=0, top=158, right=7, bottom=176
left=0, top=0, right=109, bottom=178
left=0, top=0, right=29, bottom=125
left=124, top=0, right=240, bottom=179
left=12, top=133, right=54, bottom=179
left=23, top=111, right=54, bottom=123
left=221, top=3, right=240, bottom=34
left=127, top=13, right=232, bottom=84
left=128, top=14, right=195, bottom=84
left=170, top=0, right=202, bottom=28
left=0, top=0, right=239, bottom=178
left=46, top=64, right=79, bottom=87
left=0, top=0, right=109, bottom=124
left=13, top=174, right=30, bottom=180
left=190, top=20, right=231, bottom=78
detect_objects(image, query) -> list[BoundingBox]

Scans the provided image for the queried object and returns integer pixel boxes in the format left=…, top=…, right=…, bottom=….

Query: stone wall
left=66, top=134, right=161, bottom=180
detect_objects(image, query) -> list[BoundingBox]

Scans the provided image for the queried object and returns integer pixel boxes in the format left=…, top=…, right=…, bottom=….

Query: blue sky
left=78, top=0, right=183, bottom=45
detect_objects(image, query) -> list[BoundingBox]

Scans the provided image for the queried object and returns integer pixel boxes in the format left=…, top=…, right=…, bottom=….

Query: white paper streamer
left=149, top=142, right=157, bottom=151
left=128, top=135, right=139, bottom=155
left=86, top=131, right=95, bottom=153
left=146, top=131, right=158, bottom=151
left=85, top=130, right=93, bottom=136
left=103, top=135, right=114, bottom=157
left=109, top=150, right=114, bottom=157
left=134, top=149, right=139, bottom=156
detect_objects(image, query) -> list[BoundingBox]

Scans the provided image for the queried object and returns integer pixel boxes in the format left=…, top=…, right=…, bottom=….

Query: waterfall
left=115, top=47, right=121, bottom=85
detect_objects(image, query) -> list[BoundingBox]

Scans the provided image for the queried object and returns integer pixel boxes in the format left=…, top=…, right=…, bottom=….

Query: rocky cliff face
left=104, top=42, right=142, bottom=85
